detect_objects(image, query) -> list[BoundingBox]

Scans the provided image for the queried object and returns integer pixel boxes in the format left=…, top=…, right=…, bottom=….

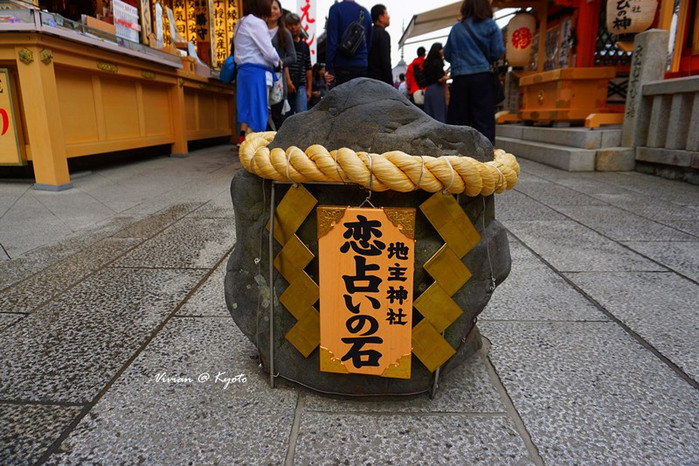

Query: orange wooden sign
left=318, top=207, right=415, bottom=379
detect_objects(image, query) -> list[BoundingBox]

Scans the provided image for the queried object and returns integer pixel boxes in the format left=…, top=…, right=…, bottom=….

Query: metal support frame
left=268, top=182, right=276, bottom=388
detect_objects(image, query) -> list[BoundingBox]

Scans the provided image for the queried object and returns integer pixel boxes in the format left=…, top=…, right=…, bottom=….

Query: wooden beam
left=575, top=0, right=599, bottom=67
left=670, top=0, right=690, bottom=72
left=537, top=0, right=547, bottom=71
left=657, top=0, right=675, bottom=30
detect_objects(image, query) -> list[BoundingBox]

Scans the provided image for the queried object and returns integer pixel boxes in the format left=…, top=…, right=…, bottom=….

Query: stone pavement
left=0, top=145, right=697, bottom=465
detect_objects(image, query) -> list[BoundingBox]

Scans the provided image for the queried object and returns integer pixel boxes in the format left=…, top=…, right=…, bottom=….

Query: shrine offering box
left=518, top=67, right=616, bottom=122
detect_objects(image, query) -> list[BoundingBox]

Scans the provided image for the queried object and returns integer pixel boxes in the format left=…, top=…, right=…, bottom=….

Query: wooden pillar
left=15, top=46, right=71, bottom=190
left=536, top=0, right=548, bottom=72
left=575, top=0, right=600, bottom=68
left=169, top=78, right=188, bottom=156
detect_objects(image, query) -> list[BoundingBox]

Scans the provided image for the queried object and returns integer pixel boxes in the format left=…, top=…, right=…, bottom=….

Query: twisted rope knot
left=239, top=131, right=520, bottom=196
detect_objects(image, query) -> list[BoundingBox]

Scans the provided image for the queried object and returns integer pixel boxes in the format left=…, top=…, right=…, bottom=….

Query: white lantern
left=506, top=12, right=536, bottom=67
left=606, top=0, right=658, bottom=34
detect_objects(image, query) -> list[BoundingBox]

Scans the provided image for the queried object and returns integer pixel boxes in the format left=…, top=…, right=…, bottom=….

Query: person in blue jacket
left=325, top=0, right=373, bottom=86
left=444, top=0, right=505, bottom=144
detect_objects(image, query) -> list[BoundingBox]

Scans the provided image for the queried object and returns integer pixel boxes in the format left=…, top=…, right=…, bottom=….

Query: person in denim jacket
left=444, top=0, right=504, bottom=144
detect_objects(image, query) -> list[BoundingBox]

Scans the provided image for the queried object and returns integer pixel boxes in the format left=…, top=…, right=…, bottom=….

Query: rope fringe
left=238, top=132, right=520, bottom=196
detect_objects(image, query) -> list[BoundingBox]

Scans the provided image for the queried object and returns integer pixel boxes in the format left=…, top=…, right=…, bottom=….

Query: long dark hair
left=422, top=42, right=444, bottom=76
left=459, top=0, right=494, bottom=21
left=244, top=0, right=272, bottom=18
left=270, top=0, right=290, bottom=50
left=313, top=63, right=326, bottom=80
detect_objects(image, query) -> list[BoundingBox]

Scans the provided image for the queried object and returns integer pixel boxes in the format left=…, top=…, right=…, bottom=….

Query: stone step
left=596, top=147, right=636, bottom=172
left=496, top=124, right=622, bottom=149
left=496, top=136, right=596, bottom=171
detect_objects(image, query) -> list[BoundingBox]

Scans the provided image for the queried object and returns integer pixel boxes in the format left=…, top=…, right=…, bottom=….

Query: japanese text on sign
left=319, top=207, right=415, bottom=378
left=0, top=69, right=22, bottom=165
left=298, top=0, right=317, bottom=59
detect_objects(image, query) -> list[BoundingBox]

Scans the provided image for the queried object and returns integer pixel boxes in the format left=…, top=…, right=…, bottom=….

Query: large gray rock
left=225, top=78, right=511, bottom=396
left=271, top=78, right=493, bottom=160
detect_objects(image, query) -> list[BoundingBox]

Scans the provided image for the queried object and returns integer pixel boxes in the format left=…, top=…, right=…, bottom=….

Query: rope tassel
left=239, top=132, right=520, bottom=196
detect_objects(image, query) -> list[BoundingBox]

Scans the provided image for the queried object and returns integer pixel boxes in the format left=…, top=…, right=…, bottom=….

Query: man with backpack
left=326, top=0, right=373, bottom=86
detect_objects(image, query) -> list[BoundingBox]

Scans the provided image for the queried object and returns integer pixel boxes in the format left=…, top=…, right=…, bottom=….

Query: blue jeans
left=288, top=87, right=308, bottom=115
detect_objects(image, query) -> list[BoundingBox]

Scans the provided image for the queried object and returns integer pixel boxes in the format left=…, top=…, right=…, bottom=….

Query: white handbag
left=269, top=72, right=284, bottom=105
left=412, top=88, right=425, bottom=105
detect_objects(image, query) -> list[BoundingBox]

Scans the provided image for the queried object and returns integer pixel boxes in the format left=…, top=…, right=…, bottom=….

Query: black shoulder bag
left=461, top=20, right=505, bottom=104
left=338, top=8, right=366, bottom=57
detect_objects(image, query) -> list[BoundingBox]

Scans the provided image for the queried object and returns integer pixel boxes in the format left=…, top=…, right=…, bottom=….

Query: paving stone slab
left=112, top=217, right=236, bottom=269
left=293, top=412, right=534, bottom=464
left=481, top=241, right=607, bottom=322
left=71, top=160, right=188, bottom=214
left=0, top=267, right=203, bottom=403
left=186, top=192, right=236, bottom=218
left=48, top=317, right=297, bottom=465
left=0, top=403, right=82, bottom=465
left=177, top=259, right=230, bottom=317
left=0, top=194, right=75, bottom=258
left=591, top=192, right=698, bottom=223
left=480, top=321, right=699, bottom=465
left=111, top=203, right=203, bottom=239
left=0, top=312, right=24, bottom=330
left=670, top=219, right=699, bottom=237
left=0, top=237, right=141, bottom=314
left=0, top=181, right=31, bottom=218
left=514, top=178, right=606, bottom=206
left=623, top=241, right=699, bottom=282
left=0, top=217, right=135, bottom=288
left=505, top=220, right=666, bottom=272
left=31, top=188, right=117, bottom=230
left=555, top=205, right=697, bottom=242
left=565, top=271, right=699, bottom=381
left=495, top=190, right=567, bottom=222
left=301, top=351, right=504, bottom=414
left=591, top=171, right=699, bottom=206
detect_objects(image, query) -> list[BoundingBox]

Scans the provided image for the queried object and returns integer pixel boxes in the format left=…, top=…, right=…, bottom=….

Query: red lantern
left=506, top=12, right=536, bottom=67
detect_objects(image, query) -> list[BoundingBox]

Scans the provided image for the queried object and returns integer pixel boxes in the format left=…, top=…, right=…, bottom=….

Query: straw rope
left=238, top=131, right=520, bottom=196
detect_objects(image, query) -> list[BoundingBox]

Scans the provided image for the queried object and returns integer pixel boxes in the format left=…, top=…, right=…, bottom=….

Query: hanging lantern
left=606, top=0, right=658, bottom=34
left=506, top=12, right=536, bottom=67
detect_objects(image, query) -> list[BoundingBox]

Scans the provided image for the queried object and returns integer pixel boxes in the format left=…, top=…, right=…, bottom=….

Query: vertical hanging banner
left=298, top=0, right=317, bottom=61
left=0, top=69, right=22, bottom=165
left=318, top=207, right=415, bottom=379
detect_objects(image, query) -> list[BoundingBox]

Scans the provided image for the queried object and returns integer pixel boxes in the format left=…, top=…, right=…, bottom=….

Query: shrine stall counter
left=0, top=10, right=234, bottom=190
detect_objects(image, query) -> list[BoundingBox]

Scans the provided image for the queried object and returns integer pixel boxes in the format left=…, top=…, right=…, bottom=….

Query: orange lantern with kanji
left=506, top=12, right=536, bottom=67
left=606, top=0, right=658, bottom=34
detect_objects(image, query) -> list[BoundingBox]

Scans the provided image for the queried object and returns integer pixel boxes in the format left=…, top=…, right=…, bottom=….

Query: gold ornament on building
left=18, top=48, right=33, bottom=65
left=39, top=49, right=53, bottom=65
left=96, top=61, right=118, bottom=73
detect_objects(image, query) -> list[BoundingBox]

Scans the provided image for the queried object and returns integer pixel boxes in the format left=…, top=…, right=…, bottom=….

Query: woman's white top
left=234, top=15, right=281, bottom=85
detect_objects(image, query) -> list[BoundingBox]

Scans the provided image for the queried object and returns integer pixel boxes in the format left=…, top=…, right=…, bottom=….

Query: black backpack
left=338, top=8, right=366, bottom=57
left=413, top=63, right=426, bottom=88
